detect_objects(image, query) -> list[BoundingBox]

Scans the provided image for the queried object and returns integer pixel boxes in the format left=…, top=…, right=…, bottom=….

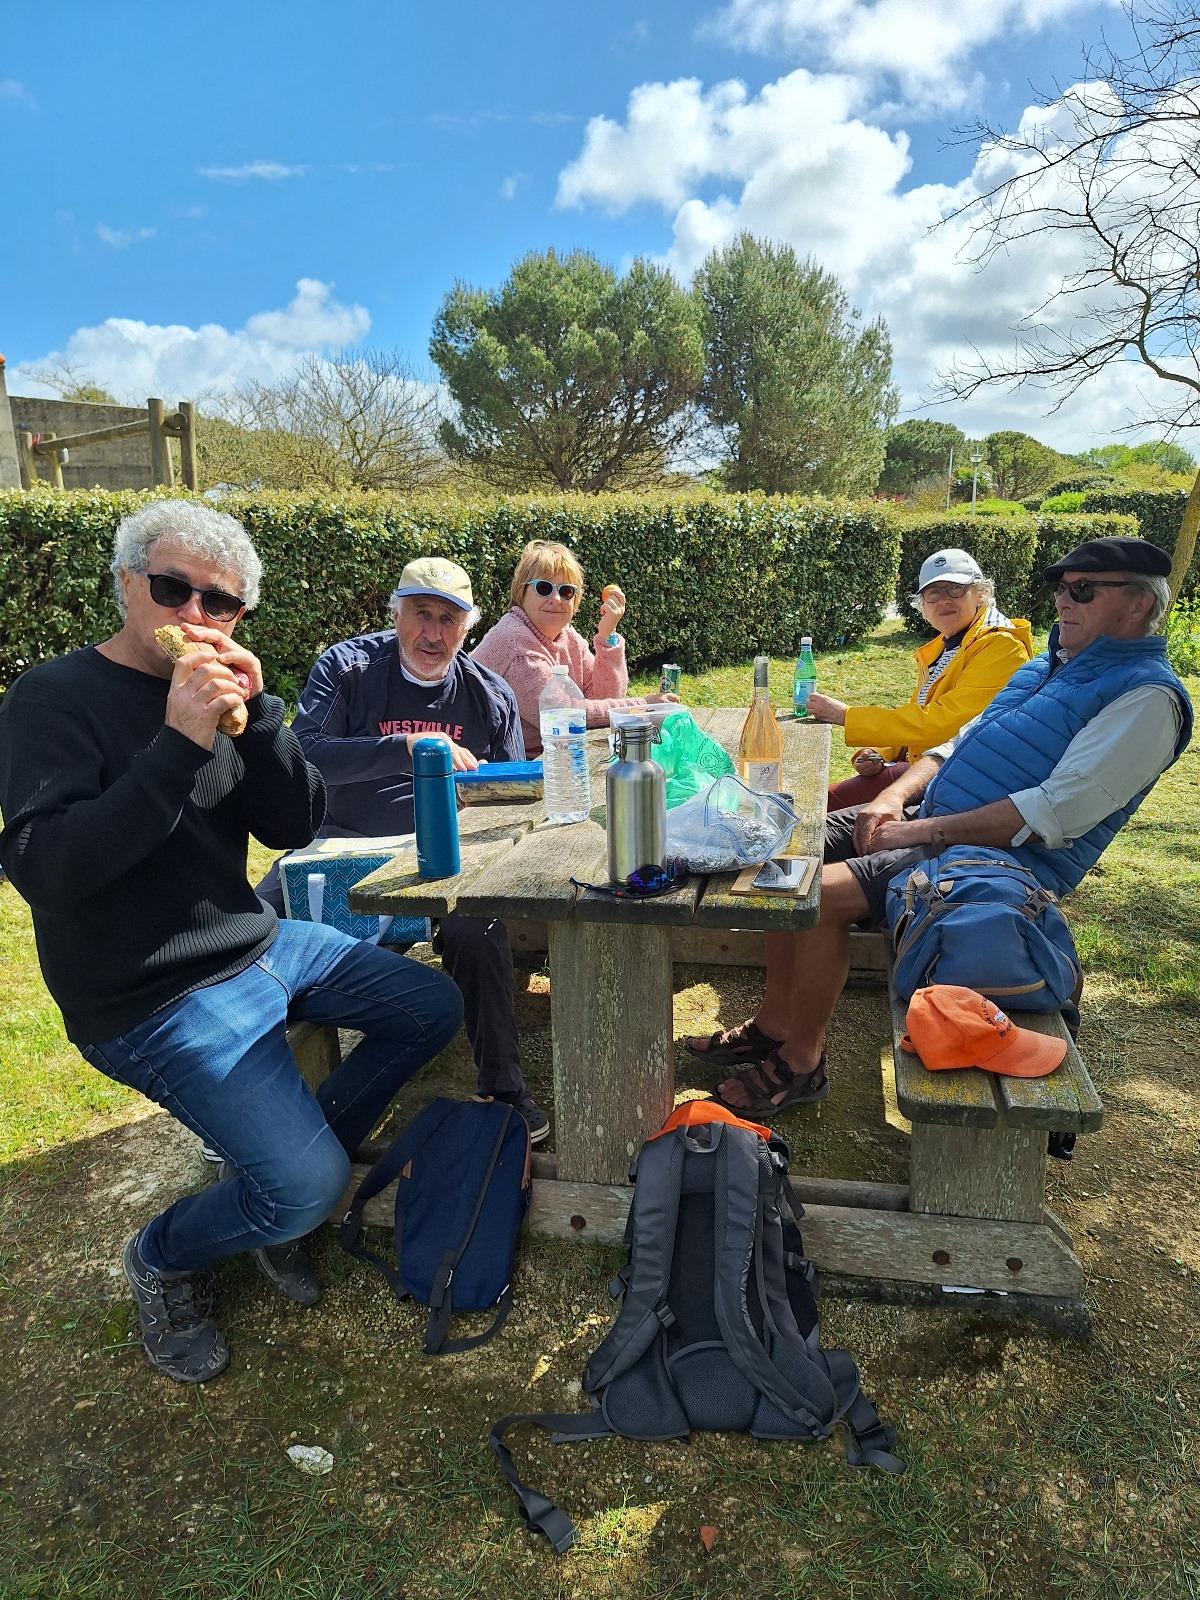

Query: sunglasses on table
left=146, top=572, right=246, bottom=621
left=526, top=579, right=579, bottom=601
left=570, top=859, right=690, bottom=899
left=1053, top=579, right=1139, bottom=604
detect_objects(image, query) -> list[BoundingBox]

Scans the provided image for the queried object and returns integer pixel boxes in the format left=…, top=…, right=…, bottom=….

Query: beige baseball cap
left=392, top=556, right=474, bottom=611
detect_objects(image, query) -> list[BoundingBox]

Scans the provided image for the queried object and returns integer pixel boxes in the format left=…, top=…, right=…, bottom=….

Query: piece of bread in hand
left=155, top=624, right=249, bottom=736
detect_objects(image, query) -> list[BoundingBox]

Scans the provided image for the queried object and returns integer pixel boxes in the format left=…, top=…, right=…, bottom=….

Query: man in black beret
left=691, top=536, right=1192, bottom=1131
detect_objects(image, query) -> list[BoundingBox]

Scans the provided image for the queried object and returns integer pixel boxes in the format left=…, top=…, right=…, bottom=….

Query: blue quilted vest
left=921, top=627, right=1192, bottom=896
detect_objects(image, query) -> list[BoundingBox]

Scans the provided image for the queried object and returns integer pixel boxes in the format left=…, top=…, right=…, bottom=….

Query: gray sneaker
left=122, top=1231, right=229, bottom=1384
left=252, top=1241, right=321, bottom=1307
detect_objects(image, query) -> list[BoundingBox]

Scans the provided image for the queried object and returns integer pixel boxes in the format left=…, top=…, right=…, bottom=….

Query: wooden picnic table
left=348, top=708, right=828, bottom=1183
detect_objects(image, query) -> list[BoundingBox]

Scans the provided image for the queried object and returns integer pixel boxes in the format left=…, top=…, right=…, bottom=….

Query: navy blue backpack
left=340, top=1097, right=530, bottom=1355
left=885, top=845, right=1082, bottom=1013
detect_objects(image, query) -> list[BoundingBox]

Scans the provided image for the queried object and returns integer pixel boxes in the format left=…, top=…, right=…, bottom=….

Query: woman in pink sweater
left=471, top=539, right=678, bottom=755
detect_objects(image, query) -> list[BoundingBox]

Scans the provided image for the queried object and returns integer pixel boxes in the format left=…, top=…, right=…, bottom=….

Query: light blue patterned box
left=279, top=836, right=428, bottom=947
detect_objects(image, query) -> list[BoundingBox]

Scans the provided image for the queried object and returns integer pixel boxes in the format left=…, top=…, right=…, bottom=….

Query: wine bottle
left=738, top=655, right=783, bottom=792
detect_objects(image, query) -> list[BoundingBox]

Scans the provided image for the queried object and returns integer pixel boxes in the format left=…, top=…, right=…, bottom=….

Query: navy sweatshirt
left=290, top=631, right=525, bottom=836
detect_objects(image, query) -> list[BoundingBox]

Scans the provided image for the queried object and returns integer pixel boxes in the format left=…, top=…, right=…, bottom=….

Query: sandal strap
left=761, top=1050, right=796, bottom=1087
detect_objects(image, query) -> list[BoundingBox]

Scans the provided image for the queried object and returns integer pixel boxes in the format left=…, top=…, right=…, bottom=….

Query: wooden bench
left=885, top=967, right=1103, bottom=1307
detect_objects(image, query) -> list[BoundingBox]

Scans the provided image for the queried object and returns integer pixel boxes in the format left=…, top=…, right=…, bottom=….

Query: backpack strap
left=488, top=1410, right=613, bottom=1554
left=713, top=1129, right=839, bottom=1439
left=423, top=1105, right=517, bottom=1355
left=582, top=1129, right=686, bottom=1394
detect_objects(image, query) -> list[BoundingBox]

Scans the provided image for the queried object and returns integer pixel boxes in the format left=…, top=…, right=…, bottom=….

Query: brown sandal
left=684, top=1019, right=782, bottom=1067
left=711, top=1051, right=830, bottom=1118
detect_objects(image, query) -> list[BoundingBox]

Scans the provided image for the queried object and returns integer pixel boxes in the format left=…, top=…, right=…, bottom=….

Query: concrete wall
left=0, top=363, right=21, bottom=489
left=6, top=396, right=165, bottom=490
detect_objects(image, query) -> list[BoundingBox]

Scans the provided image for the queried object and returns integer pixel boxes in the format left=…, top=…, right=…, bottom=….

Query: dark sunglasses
left=570, top=859, right=690, bottom=899
left=527, top=579, right=578, bottom=601
left=1054, top=579, right=1138, bottom=605
left=147, top=572, right=245, bottom=621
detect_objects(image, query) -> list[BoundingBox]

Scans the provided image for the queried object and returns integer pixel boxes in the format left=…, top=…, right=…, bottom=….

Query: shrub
left=1165, top=597, right=1200, bottom=677
left=895, top=510, right=1141, bottom=633
left=0, top=488, right=901, bottom=693
left=973, top=497, right=1028, bottom=516
left=1039, top=491, right=1087, bottom=513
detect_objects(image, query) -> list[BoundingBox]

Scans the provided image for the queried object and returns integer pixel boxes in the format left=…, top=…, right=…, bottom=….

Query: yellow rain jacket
left=842, top=607, right=1035, bottom=763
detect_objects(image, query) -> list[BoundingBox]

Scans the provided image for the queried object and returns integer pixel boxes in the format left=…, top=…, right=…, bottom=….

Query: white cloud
left=96, top=223, right=157, bottom=249
left=198, top=160, right=309, bottom=182
left=554, top=66, right=1200, bottom=451
left=705, top=0, right=1120, bottom=113
left=0, top=79, right=35, bottom=109
left=499, top=175, right=520, bottom=201
left=9, top=279, right=371, bottom=403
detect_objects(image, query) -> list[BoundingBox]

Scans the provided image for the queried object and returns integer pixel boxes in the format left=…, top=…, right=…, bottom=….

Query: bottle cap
left=551, top=663, right=569, bottom=676
left=411, top=737, right=454, bottom=778
left=801, top=636, right=812, bottom=647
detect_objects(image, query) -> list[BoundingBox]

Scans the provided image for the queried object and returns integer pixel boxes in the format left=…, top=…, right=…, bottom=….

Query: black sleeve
left=0, top=689, right=210, bottom=906
left=234, top=693, right=327, bottom=849
left=291, top=651, right=412, bottom=784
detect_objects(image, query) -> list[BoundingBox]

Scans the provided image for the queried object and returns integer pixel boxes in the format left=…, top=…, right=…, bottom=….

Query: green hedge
left=895, top=511, right=1140, bottom=633
left=0, top=488, right=901, bottom=696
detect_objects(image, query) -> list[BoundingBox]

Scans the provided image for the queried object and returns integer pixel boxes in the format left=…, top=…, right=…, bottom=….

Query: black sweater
left=0, top=647, right=326, bottom=1045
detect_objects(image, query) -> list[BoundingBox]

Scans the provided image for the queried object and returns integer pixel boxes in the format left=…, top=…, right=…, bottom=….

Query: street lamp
left=970, top=448, right=983, bottom=514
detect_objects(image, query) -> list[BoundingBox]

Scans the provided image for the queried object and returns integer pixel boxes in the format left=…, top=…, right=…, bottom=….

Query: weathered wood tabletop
left=349, top=708, right=831, bottom=1184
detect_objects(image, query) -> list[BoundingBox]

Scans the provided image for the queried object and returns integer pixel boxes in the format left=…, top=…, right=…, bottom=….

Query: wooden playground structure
left=15, top=398, right=198, bottom=490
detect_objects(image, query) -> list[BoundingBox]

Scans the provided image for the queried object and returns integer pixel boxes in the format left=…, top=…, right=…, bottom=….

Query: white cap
left=916, top=547, right=984, bottom=591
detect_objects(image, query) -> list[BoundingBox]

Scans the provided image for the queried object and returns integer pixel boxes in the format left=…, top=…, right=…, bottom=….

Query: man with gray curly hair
left=0, top=501, right=463, bottom=1385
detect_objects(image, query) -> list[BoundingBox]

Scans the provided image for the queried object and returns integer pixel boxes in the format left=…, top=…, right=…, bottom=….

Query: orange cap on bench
left=900, top=985, right=1068, bottom=1079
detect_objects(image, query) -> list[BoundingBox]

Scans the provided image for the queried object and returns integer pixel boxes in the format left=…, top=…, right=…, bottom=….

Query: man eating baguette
left=0, top=501, right=463, bottom=1384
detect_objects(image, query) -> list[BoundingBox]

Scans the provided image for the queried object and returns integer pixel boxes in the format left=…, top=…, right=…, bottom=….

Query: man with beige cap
left=257, top=556, right=549, bottom=1142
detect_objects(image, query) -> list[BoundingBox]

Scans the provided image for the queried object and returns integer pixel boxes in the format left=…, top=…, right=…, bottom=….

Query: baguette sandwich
left=155, top=624, right=250, bottom=736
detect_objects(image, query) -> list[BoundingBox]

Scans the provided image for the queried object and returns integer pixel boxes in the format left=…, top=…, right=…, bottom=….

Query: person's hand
left=405, top=731, right=480, bottom=773
left=597, top=584, right=626, bottom=638
left=164, top=645, right=248, bottom=751
left=869, top=817, right=939, bottom=853
left=177, top=622, right=262, bottom=699
left=853, top=793, right=906, bottom=855
left=852, top=748, right=886, bottom=776
left=645, top=691, right=681, bottom=705
left=807, top=692, right=848, bottom=726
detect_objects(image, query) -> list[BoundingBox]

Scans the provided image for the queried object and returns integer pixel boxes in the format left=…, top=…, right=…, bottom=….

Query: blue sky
left=3, top=0, right=1168, bottom=449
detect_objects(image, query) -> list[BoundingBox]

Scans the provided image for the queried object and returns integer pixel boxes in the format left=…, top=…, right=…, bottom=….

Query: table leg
left=547, top=920, right=675, bottom=1184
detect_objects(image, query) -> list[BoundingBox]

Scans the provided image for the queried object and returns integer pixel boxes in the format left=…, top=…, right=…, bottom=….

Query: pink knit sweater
left=470, top=605, right=644, bottom=755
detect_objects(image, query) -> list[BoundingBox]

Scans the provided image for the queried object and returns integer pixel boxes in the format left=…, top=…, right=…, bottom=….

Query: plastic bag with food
left=665, top=776, right=799, bottom=872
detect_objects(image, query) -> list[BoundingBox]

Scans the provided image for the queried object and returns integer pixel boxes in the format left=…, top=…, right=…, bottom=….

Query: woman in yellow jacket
left=808, top=547, right=1034, bottom=810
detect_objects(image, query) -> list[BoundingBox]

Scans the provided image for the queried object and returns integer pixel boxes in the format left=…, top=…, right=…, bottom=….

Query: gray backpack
left=489, top=1106, right=904, bottom=1552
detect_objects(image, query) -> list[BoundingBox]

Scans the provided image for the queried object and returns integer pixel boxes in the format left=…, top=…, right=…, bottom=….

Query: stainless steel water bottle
left=412, top=737, right=461, bottom=879
left=606, top=718, right=666, bottom=883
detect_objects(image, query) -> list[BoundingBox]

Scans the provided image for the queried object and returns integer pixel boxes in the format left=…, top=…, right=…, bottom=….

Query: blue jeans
left=81, top=920, right=463, bottom=1276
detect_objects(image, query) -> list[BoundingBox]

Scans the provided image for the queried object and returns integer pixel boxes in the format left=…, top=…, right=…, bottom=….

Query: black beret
left=1044, top=536, right=1172, bottom=583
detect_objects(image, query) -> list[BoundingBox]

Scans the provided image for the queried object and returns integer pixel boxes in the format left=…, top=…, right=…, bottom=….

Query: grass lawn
left=1, top=620, right=1198, bottom=1599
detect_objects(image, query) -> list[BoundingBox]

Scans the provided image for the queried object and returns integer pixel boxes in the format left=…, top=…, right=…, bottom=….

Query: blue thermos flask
left=412, top=737, right=461, bottom=879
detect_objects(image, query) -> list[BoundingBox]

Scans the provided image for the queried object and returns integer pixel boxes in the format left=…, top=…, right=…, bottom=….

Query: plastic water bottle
left=539, top=665, right=591, bottom=824
left=793, top=636, right=816, bottom=719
